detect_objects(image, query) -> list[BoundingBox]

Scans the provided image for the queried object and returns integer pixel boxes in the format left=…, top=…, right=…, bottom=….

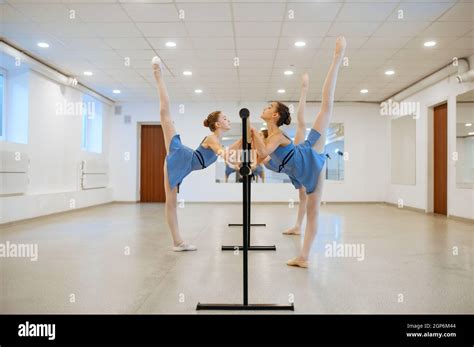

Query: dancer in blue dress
left=152, top=56, right=241, bottom=252
left=252, top=36, right=347, bottom=268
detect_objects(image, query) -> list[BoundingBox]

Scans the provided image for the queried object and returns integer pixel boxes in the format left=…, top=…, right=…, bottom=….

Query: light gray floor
left=0, top=202, right=472, bottom=314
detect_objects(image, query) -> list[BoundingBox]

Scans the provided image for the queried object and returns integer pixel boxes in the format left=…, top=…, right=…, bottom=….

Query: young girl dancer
left=152, top=56, right=241, bottom=251
left=251, top=36, right=347, bottom=268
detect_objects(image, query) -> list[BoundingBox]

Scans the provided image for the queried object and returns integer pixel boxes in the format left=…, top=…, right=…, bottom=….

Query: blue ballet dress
left=166, top=134, right=217, bottom=190
left=253, top=165, right=263, bottom=178
left=268, top=128, right=327, bottom=194
left=225, top=164, right=236, bottom=177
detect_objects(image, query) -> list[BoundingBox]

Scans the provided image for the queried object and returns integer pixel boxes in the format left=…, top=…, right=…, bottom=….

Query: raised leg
left=311, top=37, right=346, bottom=140
left=152, top=57, right=176, bottom=154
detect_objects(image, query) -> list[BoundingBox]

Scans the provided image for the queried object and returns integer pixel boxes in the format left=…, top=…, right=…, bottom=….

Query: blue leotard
left=166, top=134, right=217, bottom=190
left=268, top=128, right=326, bottom=194
left=253, top=165, right=264, bottom=178
left=225, top=164, right=236, bottom=177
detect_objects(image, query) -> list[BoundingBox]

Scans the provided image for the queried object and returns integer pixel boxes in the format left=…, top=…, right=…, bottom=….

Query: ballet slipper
left=282, top=227, right=301, bottom=235
left=151, top=56, right=163, bottom=79
left=173, top=242, right=197, bottom=252
left=286, top=257, right=308, bottom=268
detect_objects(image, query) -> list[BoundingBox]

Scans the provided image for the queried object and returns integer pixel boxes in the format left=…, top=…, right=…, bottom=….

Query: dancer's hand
left=301, top=72, right=309, bottom=90
left=334, top=36, right=347, bottom=60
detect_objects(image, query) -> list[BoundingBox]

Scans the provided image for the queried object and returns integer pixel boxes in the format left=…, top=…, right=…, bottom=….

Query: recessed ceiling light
left=83, top=71, right=93, bottom=76
left=194, top=89, right=203, bottom=94
left=360, top=89, right=369, bottom=94
left=469, top=132, right=474, bottom=136
left=183, top=71, right=192, bottom=76
left=113, top=89, right=121, bottom=94
left=37, top=42, right=49, bottom=48
left=294, top=41, right=306, bottom=47
left=465, top=123, right=472, bottom=127
left=424, top=41, right=436, bottom=47
left=166, top=41, right=177, bottom=47
left=284, top=70, right=294, bottom=75
left=277, top=89, right=285, bottom=93
left=385, top=70, right=395, bottom=76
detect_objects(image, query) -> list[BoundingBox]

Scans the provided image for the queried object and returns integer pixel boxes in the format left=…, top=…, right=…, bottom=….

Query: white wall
left=110, top=101, right=389, bottom=203
left=386, top=66, right=474, bottom=220
left=0, top=70, right=113, bottom=224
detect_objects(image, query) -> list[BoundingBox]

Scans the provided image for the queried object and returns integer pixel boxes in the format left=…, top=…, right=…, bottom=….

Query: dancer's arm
left=251, top=128, right=283, bottom=158
left=294, top=73, right=309, bottom=145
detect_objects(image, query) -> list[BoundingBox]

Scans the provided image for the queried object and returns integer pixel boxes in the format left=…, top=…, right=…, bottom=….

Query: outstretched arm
left=251, top=127, right=283, bottom=158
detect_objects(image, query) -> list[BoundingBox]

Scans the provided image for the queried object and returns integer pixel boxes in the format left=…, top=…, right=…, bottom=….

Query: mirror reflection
left=215, top=122, right=345, bottom=184
left=456, top=91, right=474, bottom=189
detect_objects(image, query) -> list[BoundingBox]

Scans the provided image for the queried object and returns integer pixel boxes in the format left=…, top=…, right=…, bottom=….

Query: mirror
left=215, top=123, right=345, bottom=184
left=456, top=90, right=474, bottom=189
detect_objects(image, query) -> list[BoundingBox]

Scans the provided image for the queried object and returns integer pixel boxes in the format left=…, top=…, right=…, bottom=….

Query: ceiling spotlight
left=183, top=71, right=192, bottom=76
left=424, top=41, right=436, bottom=47
left=465, top=123, right=472, bottom=127
left=294, top=41, right=306, bottom=47
left=284, top=70, right=294, bottom=75
left=277, top=89, right=285, bottom=93
left=166, top=41, right=177, bottom=48
left=360, top=89, right=368, bottom=94
left=112, top=89, right=121, bottom=94
left=194, top=89, right=203, bottom=94
left=37, top=42, right=49, bottom=48
left=469, top=132, right=474, bottom=136
left=385, top=70, right=395, bottom=76
left=83, top=71, right=93, bottom=76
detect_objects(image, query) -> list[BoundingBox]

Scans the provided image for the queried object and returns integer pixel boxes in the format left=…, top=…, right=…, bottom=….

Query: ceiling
left=1, top=0, right=473, bottom=103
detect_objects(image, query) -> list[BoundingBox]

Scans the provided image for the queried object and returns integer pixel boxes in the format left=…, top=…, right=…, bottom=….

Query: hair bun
left=203, top=118, right=209, bottom=127
left=284, top=115, right=292, bottom=125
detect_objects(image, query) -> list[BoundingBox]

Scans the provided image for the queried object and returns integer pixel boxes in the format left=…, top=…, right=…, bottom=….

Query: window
left=82, top=94, right=103, bottom=153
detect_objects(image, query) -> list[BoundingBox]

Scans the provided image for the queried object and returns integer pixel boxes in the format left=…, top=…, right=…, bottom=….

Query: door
left=140, top=125, right=166, bottom=202
left=433, top=103, right=447, bottom=215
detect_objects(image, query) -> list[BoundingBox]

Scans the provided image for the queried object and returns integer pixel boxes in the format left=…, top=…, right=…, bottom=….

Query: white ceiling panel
left=438, top=2, right=474, bottom=22
left=284, top=3, right=342, bottom=22
left=232, top=3, right=285, bottom=22
left=136, top=22, right=188, bottom=37
left=185, top=22, right=233, bottom=37
left=386, top=2, right=456, bottom=22
left=1, top=1, right=471, bottom=102
left=336, top=2, right=397, bottom=22
left=282, top=22, right=332, bottom=37
left=328, top=22, right=381, bottom=37
left=236, top=37, right=279, bottom=50
left=121, top=4, right=179, bottom=22
left=176, top=3, right=231, bottom=22
left=235, top=22, right=281, bottom=37
left=69, top=4, right=131, bottom=23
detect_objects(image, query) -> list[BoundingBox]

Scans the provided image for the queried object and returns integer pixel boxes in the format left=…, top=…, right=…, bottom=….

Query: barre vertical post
left=242, top=109, right=250, bottom=305
left=196, top=108, right=294, bottom=311
left=221, top=108, right=275, bottom=252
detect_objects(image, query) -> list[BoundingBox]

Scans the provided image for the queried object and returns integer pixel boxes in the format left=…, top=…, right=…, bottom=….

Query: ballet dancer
left=251, top=36, right=347, bottom=268
left=152, top=56, right=241, bottom=251
left=257, top=73, right=309, bottom=235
